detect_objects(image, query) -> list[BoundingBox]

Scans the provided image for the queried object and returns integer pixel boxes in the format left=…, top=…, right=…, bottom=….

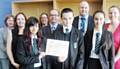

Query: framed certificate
left=46, top=39, right=69, bottom=57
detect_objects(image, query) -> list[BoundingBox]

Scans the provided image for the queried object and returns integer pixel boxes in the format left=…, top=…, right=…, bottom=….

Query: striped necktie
left=32, top=38, right=38, bottom=55
left=95, top=33, right=100, bottom=54
left=81, top=16, right=86, bottom=32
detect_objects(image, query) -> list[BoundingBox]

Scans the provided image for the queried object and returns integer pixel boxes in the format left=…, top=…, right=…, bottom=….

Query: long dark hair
left=24, top=17, right=42, bottom=53
left=14, top=12, right=27, bottom=35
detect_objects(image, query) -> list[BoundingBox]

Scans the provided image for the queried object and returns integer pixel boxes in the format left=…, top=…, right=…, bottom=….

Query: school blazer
left=15, top=36, right=46, bottom=69
left=42, top=27, right=84, bottom=69
left=84, top=29, right=114, bottom=69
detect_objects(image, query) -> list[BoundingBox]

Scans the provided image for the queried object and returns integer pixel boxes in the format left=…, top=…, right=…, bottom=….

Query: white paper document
left=46, top=39, right=69, bottom=57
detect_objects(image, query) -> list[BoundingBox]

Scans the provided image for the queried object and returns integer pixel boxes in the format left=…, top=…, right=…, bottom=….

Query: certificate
left=46, top=39, right=69, bottom=57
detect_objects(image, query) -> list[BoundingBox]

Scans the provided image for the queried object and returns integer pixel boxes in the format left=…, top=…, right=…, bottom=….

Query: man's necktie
left=51, top=25, right=55, bottom=31
left=64, top=28, right=70, bottom=41
left=51, top=26, right=55, bottom=33
left=81, top=16, right=86, bottom=32
left=32, top=38, right=38, bottom=55
left=95, top=33, right=100, bottom=54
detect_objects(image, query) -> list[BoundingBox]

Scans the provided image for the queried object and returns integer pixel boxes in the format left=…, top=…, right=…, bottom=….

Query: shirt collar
left=63, top=25, right=72, bottom=33
left=94, top=29, right=102, bottom=35
left=31, top=34, right=37, bottom=39
left=50, top=23, right=58, bottom=29
left=79, top=15, right=89, bottom=19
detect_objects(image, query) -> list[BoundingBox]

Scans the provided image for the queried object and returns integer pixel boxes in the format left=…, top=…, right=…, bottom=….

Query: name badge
left=74, top=42, right=77, bottom=49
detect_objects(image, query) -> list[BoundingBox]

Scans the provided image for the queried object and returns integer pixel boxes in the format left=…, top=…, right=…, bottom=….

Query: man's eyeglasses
left=50, top=14, right=59, bottom=16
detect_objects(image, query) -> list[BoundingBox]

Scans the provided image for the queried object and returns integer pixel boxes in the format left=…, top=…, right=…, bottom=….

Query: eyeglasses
left=50, top=14, right=59, bottom=16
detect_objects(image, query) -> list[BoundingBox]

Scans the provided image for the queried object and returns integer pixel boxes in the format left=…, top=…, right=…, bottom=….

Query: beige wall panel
left=12, top=2, right=53, bottom=18
left=56, top=1, right=102, bottom=16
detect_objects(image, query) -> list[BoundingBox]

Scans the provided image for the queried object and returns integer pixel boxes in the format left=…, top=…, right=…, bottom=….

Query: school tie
left=65, top=28, right=69, bottom=34
left=81, top=16, right=86, bottom=32
left=64, top=28, right=70, bottom=41
left=32, top=38, right=38, bottom=55
left=95, top=33, right=100, bottom=54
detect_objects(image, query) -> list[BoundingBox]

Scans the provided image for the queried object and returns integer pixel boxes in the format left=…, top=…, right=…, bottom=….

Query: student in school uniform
left=15, top=17, right=46, bottom=69
left=84, top=10, right=114, bottom=69
left=44, top=8, right=84, bottom=69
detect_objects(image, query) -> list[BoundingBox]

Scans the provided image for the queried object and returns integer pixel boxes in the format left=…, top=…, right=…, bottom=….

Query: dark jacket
left=72, top=15, right=94, bottom=69
left=41, top=24, right=62, bottom=39
left=15, top=36, right=46, bottom=69
left=72, top=15, right=94, bottom=34
left=42, top=26, right=84, bottom=69
left=84, top=28, right=114, bottom=69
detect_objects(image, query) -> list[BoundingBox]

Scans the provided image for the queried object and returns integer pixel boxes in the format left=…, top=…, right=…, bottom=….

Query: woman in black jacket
left=15, top=17, right=46, bottom=69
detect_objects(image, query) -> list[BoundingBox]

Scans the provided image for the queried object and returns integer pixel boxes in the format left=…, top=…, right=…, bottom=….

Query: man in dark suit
left=72, top=1, right=94, bottom=69
left=73, top=0, right=94, bottom=35
left=41, top=9, right=63, bottom=69
left=42, top=9, right=62, bottom=39
left=84, top=11, right=114, bottom=69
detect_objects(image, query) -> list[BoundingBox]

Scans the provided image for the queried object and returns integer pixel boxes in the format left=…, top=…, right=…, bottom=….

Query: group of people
left=0, top=0, right=120, bottom=69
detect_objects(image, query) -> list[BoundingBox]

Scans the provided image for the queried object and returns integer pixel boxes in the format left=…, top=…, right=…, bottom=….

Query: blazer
left=73, top=15, right=94, bottom=69
left=41, top=24, right=62, bottom=39
left=84, top=28, right=114, bottom=69
left=0, top=27, right=9, bottom=58
left=72, top=15, right=94, bottom=34
left=42, top=26, right=84, bottom=69
left=15, top=36, right=46, bottom=69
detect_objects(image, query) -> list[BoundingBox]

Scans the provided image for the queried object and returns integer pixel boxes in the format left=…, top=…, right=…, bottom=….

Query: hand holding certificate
left=46, top=39, right=69, bottom=58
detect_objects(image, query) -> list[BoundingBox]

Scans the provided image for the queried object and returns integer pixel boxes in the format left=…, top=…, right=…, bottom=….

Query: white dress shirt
left=50, top=23, right=58, bottom=31
left=63, top=25, right=72, bottom=33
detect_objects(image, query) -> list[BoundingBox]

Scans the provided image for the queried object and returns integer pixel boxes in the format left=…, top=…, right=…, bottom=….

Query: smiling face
left=6, top=17, right=14, bottom=28
left=16, top=14, right=26, bottom=28
left=79, top=1, right=89, bottom=16
left=94, top=12, right=105, bottom=30
left=109, top=7, right=120, bottom=22
left=40, top=14, right=48, bottom=27
left=49, top=10, right=60, bottom=24
left=62, top=12, right=74, bottom=27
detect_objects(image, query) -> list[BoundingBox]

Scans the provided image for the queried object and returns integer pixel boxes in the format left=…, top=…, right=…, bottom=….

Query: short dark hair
left=61, top=8, right=74, bottom=18
left=93, top=10, right=105, bottom=19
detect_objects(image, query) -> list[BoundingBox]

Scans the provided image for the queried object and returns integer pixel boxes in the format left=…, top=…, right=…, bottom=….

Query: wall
left=12, top=2, right=53, bottom=19
left=103, top=0, right=120, bottom=18
left=56, top=1, right=102, bottom=16
left=0, top=0, right=12, bottom=27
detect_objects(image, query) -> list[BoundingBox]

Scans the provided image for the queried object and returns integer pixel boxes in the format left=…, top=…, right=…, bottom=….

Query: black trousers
left=88, top=58, right=102, bottom=69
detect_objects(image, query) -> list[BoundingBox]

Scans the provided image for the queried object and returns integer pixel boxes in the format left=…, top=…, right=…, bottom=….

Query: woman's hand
left=39, top=52, right=46, bottom=59
left=12, top=62, right=20, bottom=69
